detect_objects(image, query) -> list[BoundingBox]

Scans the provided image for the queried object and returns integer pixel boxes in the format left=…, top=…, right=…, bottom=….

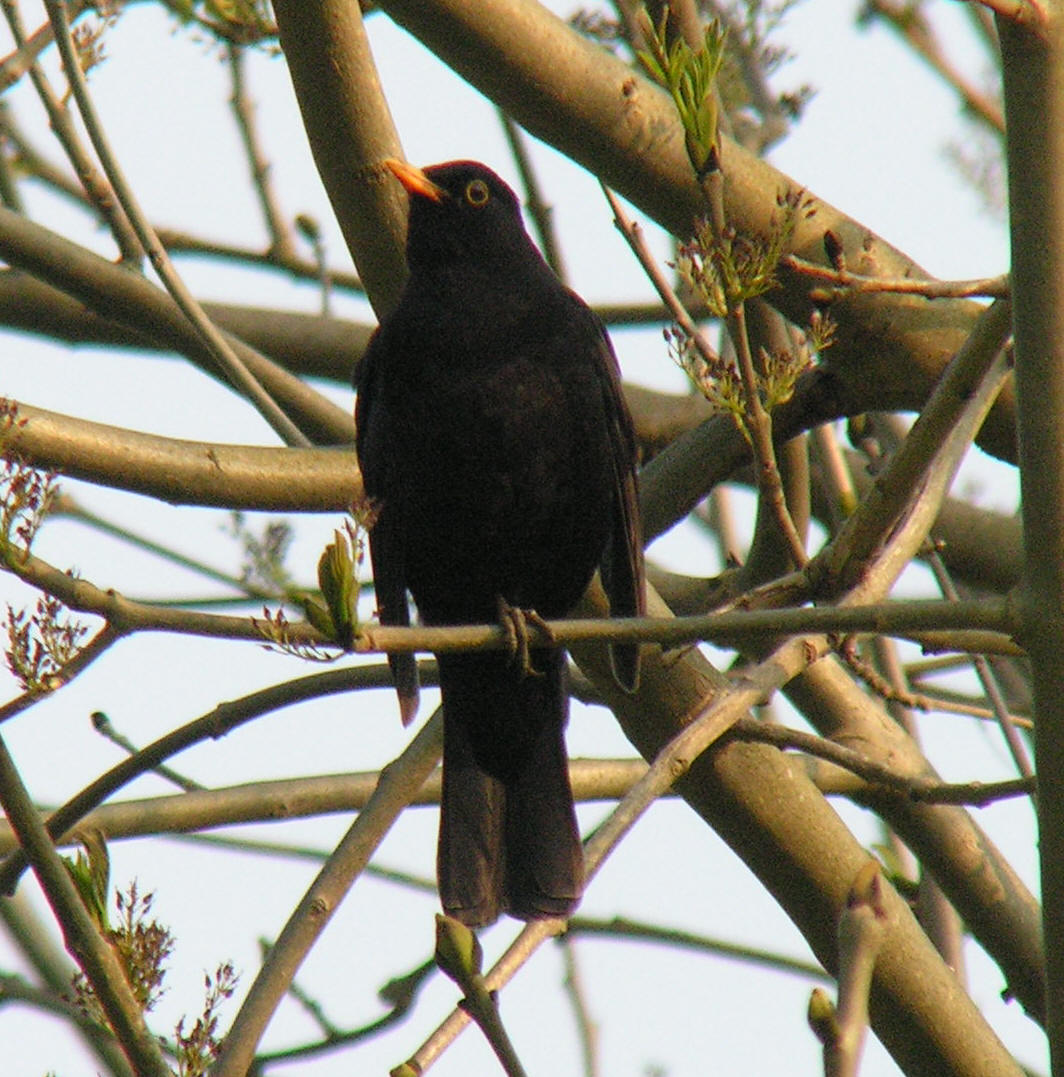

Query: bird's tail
left=436, top=649, right=583, bottom=927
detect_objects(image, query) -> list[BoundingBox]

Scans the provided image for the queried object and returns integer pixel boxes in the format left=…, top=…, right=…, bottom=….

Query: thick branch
left=1000, top=6, right=1064, bottom=1069
left=272, top=0, right=407, bottom=317
left=6, top=403, right=353, bottom=511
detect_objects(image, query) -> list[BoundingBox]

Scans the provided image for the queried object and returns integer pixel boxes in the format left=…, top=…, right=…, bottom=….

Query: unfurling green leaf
left=637, top=8, right=727, bottom=176
left=316, top=524, right=362, bottom=649
left=62, top=832, right=111, bottom=933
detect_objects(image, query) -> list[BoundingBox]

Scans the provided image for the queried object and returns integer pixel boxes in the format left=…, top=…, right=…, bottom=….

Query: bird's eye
left=464, top=179, right=491, bottom=207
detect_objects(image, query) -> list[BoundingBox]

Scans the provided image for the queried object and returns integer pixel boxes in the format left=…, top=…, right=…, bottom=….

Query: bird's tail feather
left=436, top=650, right=583, bottom=927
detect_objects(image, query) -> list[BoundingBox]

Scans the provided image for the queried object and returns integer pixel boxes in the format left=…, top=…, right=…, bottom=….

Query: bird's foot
left=496, top=596, right=554, bottom=678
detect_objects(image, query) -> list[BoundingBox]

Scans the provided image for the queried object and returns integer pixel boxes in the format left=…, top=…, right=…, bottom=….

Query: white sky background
left=0, top=2, right=1037, bottom=1075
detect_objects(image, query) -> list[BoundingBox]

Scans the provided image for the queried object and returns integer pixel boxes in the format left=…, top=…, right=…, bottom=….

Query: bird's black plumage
left=356, top=159, right=644, bottom=926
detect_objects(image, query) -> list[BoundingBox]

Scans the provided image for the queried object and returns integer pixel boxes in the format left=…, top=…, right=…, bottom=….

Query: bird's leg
left=496, top=596, right=555, bottom=678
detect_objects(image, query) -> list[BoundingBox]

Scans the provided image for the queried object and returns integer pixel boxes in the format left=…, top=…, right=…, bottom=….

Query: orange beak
left=384, top=158, right=446, bottom=202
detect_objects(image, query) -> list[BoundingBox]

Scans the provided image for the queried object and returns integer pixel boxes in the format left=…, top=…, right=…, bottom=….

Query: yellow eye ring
left=465, top=179, right=491, bottom=207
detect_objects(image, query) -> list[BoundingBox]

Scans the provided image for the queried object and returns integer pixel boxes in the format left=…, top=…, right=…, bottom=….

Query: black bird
left=355, top=158, right=644, bottom=926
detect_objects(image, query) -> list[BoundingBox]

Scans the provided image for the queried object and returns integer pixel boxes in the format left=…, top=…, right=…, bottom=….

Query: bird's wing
left=355, top=331, right=420, bottom=725
left=592, top=319, right=645, bottom=692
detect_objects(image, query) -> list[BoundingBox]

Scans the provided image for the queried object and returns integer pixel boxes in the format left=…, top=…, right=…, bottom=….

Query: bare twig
left=812, top=861, right=888, bottom=1077
left=559, top=936, right=600, bottom=1077
left=405, top=631, right=831, bottom=1071
left=0, top=757, right=654, bottom=859
left=926, top=549, right=1034, bottom=783
left=0, top=535, right=1021, bottom=660
left=601, top=183, right=722, bottom=366
left=0, top=0, right=86, bottom=91
left=0, top=664, right=398, bottom=893
left=862, top=1, right=1006, bottom=133
left=567, top=913, right=830, bottom=981
left=228, top=44, right=297, bottom=262
left=781, top=252, right=1008, bottom=300
left=732, top=717, right=1035, bottom=806
left=499, top=112, right=568, bottom=281
left=435, top=916, right=530, bottom=1077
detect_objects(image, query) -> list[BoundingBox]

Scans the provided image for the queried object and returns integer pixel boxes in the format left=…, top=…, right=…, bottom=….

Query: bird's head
left=384, top=158, right=540, bottom=274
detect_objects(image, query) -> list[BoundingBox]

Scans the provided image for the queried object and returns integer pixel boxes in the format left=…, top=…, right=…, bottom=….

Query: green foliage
left=667, top=183, right=819, bottom=436
left=666, top=325, right=748, bottom=437
left=313, top=523, right=363, bottom=648
left=434, top=913, right=483, bottom=987
left=70, top=8, right=120, bottom=79
left=61, top=833, right=111, bottom=935
left=259, top=518, right=365, bottom=658
left=637, top=9, right=728, bottom=175
left=0, top=400, right=88, bottom=695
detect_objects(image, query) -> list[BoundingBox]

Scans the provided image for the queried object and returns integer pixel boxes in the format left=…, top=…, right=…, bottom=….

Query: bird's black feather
left=355, top=160, right=644, bottom=925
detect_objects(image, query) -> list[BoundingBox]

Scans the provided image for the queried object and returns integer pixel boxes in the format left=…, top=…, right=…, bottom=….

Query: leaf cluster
left=637, top=10, right=728, bottom=175
left=675, top=188, right=811, bottom=314
left=0, top=399, right=56, bottom=565
left=68, top=864, right=174, bottom=1025
left=5, top=593, right=87, bottom=694
left=63, top=838, right=236, bottom=1075
left=173, top=962, right=240, bottom=1077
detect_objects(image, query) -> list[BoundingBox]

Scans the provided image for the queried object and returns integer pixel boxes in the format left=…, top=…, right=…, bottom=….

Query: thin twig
left=90, top=711, right=204, bottom=792
left=729, top=297, right=808, bottom=564
left=731, top=716, right=1035, bottom=806
left=0, top=757, right=652, bottom=859
left=781, top=252, right=1009, bottom=300
left=211, top=713, right=444, bottom=1077
left=3, top=542, right=1021, bottom=657
left=700, top=167, right=807, bottom=566
left=559, top=936, right=600, bottom=1077
left=228, top=43, right=297, bottom=262
left=499, top=111, right=568, bottom=281
left=861, top=0, right=1006, bottom=134
left=816, top=862, right=888, bottom=1077
left=601, top=182, right=722, bottom=365
left=0, top=104, right=363, bottom=288
left=566, top=913, right=831, bottom=981
left=51, top=492, right=278, bottom=601
left=926, top=548, right=1035, bottom=783
left=0, top=0, right=86, bottom=91
left=0, top=624, right=120, bottom=725
left=0, top=664, right=396, bottom=893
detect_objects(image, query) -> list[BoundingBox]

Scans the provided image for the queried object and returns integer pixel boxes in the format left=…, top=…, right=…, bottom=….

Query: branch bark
left=999, top=6, right=1064, bottom=1070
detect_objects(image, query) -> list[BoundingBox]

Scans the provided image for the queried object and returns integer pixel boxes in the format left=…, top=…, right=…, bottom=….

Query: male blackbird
left=356, top=158, right=644, bottom=927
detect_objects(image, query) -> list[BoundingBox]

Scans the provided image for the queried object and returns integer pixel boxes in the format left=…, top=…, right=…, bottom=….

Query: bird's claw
left=496, top=597, right=554, bottom=677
